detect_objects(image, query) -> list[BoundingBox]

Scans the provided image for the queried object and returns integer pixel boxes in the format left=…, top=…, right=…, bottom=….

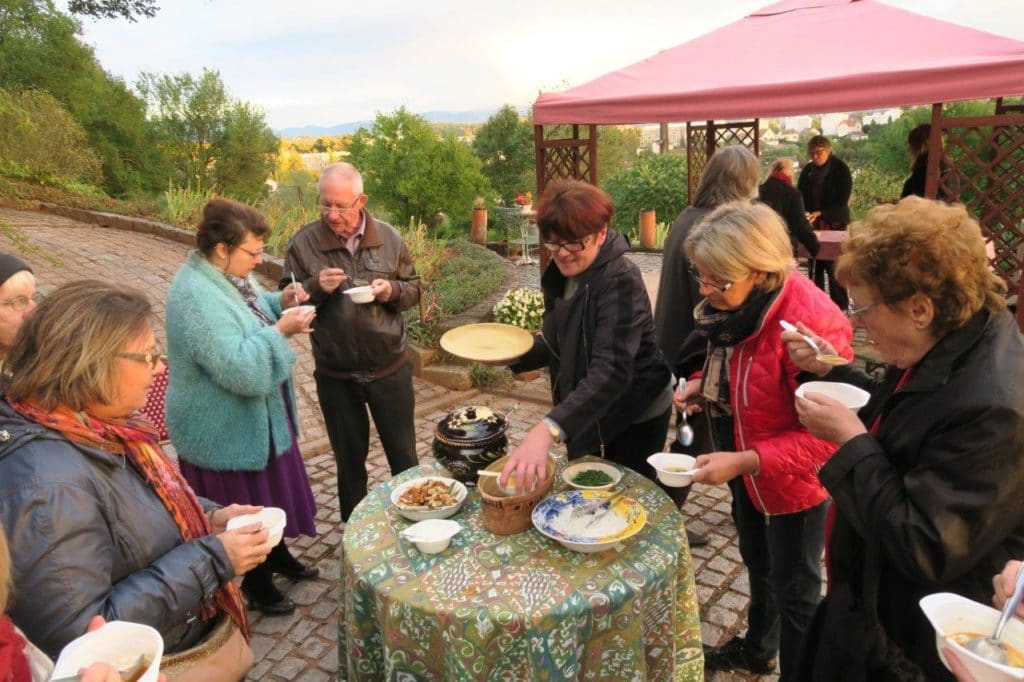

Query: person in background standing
left=798, top=135, right=851, bottom=310
left=0, top=253, right=38, bottom=367
left=655, top=145, right=762, bottom=548
left=283, top=162, right=421, bottom=521
left=759, top=158, right=820, bottom=258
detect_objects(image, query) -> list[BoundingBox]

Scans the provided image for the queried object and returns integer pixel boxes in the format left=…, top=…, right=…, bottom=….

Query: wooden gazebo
left=531, top=0, right=1024, bottom=325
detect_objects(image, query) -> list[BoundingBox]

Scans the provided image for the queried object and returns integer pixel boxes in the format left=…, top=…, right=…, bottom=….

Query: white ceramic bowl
left=795, top=381, right=871, bottom=410
left=282, top=304, right=316, bottom=317
left=647, top=452, right=697, bottom=487
left=227, top=507, right=287, bottom=546
left=390, top=476, right=468, bottom=521
left=400, top=518, right=461, bottom=554
left=52, top=621, right=164, bottom=682
left=562, top=462, right=623, bottom=491
left=344, top=285, right=375, bottom=303
left=920, top=592, right=1024, bottom=681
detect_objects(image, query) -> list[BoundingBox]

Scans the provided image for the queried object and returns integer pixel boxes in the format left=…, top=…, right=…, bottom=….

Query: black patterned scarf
left=692, top=287, right=780, bottom=416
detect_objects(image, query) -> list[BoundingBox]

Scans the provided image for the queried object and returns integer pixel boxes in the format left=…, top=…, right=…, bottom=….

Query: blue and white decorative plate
left=531, top=490, right=646, bottom=553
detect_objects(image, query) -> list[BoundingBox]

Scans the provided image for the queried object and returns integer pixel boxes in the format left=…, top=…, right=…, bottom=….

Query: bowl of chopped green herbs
left=563, top=462, right=622, bottom=491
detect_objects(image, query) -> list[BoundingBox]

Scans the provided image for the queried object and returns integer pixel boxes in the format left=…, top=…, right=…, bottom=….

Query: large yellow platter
left=439, top=323, right=534, bottom=364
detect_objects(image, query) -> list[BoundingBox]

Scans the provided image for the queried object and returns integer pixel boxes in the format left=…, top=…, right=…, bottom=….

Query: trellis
left=685, top=121, right=760, bottom=200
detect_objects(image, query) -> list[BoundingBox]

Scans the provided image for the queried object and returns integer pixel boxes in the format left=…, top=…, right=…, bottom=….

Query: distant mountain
left=276, top=106, right=527, bottom=138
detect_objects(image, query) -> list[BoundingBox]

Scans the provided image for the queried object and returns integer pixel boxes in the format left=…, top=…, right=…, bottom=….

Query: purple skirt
left=180, top=388, right=318, bottom=538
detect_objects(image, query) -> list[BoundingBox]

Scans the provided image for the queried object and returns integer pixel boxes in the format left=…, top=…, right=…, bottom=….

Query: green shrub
left=157, top=183, right=214, bottom=229
left=0, top=89, right=102, bottom=186
left=603, top=153, right=688, bottom=236
left=850, top=164, right=905, bottom=220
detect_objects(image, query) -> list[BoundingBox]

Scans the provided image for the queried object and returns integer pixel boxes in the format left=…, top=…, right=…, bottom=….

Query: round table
left=340, top=459, right=703, bottom=680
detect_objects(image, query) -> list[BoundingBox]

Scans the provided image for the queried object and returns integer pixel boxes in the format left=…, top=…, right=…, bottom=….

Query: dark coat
left=759, top=176, right=820, bottom=256
left=654, top=206, right=709, bottom=366
left=797, top=155, right=852, bottom=227
left=512, top=230, right=671, bottom=458
left=0, top=402, right=231, bottom=658
left=283, top=211, right=421, bottom=380
left=798, top=309, right=1024, bottom=681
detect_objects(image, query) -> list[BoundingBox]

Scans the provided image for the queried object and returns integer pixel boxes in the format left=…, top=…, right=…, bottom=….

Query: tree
left=138, top=68, right=278, bottom=198
left=0, top=0, right=171, bottom=194
left=472, top=105, right=533, bottom=205
left=603, top=153, right=688, bottom=235
left=348, top=107, right=492, bottom=231
left=66, top=0, right=158, bottom=21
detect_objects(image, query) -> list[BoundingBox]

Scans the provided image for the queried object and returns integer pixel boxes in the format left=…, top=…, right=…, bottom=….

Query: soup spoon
left=965, top=563, right=1024, bottom=664
left=779, top=320, right=849, bottom=366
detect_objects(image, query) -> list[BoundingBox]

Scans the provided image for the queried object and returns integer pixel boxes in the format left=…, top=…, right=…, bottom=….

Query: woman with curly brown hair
left=784, top=197, right=1024, bottom=681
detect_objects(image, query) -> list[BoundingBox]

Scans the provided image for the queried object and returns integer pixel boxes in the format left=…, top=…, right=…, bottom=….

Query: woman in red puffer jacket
left=673, top=201, right=852, bottom=682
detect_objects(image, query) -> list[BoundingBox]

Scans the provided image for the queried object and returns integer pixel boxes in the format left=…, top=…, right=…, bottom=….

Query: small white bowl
left=920, top=592, right=1024, bottom=681
left=344, top=285, right=375, bottom=303
left=647, top=452, right=697, bottom=487
left=795, top=381, right=871, bottom=410
left=562, top=462, right=622, bottom=491
left=282, top=304, right=316, bottom=317
left=400, top=518, right=461, bottom=554
left=52, top=621, right=164, bottom=682
left=227, top=507, right=287, bottom=546
left=390, top=476, right=468, bottom=521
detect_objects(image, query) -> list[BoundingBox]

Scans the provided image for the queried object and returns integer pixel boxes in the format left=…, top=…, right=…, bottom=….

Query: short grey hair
left=318, top=162, right=364, bottom=196
left=685, top=201, right=795, bottom=293
left=693, top=145, right=761, bottom=209
left=768, top=157, right=796, bottom=177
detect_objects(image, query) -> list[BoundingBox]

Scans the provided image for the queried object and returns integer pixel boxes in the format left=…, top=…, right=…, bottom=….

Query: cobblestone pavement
left=0, top=207, right=779, bottom=681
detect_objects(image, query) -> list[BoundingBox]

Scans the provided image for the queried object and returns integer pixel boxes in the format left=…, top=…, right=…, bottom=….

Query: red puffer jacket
left=728, top=272, right=853, bottom=515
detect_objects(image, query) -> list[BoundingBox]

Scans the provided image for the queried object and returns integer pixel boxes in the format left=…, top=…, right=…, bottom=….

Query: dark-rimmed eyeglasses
left=541, top=236, right=590, bottom=253
left=847, top=301, right=875, bottom=321
left=690, top=267, right=736, bottom=293
left=237, top=246, right=264, bottom=259
left=0, top=292, right=42, bottom=312
left=116, top=352, right=167, bottom=370
left=320, top=196, right=363, bottom=215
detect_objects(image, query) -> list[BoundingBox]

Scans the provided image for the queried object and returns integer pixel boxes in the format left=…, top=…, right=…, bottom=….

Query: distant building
left=862, top=108, right=904, bottom=126
left=300, top=152, right=331, bottom=172
left=782, top=115, right=812, bottom=132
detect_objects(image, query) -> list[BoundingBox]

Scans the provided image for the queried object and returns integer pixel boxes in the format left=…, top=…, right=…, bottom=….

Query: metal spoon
left=779, top=320, right=850, bottom=366
left=676, top=410, right=695, bottom=447
left=965, top=563, right=1024, bottom=664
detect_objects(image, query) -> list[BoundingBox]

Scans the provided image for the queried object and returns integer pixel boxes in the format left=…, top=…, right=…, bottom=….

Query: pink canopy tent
left=532, top=0, right=1024, bottom=125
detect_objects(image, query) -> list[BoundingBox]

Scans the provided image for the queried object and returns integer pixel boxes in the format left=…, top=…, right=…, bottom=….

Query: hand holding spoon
left=780, top=320, right=849, bottom=366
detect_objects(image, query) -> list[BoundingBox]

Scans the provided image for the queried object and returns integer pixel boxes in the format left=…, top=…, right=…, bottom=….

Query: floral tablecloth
left=339, top=459, right=703, bottom=681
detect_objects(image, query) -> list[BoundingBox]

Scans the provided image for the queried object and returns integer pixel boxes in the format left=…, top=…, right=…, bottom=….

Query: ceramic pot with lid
left=433, top=405, right=509, bottom=484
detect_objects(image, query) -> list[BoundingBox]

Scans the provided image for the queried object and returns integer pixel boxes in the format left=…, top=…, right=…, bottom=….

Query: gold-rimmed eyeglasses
left=0, top=292, right=42, bottom=312
left=320, top=196, right=363, bottom=215
left=237, top=246, right=264, bottom=260
left=116, top=351, right=167, bottom=370
left=690, top=267, right=738, bottom=293
left=847, top=301, right=875, bottom=321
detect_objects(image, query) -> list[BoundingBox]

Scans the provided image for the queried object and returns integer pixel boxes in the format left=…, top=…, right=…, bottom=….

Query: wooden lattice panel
left=934, top=112, right=1024, bottom=290
left=687, top=123, right=709, bottom=203
left=535, top=125, right=597, bottom=196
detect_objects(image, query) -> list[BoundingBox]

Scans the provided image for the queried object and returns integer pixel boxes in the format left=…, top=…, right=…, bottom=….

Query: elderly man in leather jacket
left=283, top=163, right=420, bottom=520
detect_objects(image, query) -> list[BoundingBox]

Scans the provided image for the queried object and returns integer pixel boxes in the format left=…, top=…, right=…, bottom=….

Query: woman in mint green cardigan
left=166, top=198, right=319, bottom=615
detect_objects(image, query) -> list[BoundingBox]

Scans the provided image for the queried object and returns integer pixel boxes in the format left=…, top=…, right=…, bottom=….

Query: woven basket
left=478, top=455, right=554, bottom=535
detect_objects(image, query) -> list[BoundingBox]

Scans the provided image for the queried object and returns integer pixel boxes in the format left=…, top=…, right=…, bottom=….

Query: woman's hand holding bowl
left=794, top=389, right=867, bottom=446
left=276, top=307, right=315, bottom=336
left=209, top=504, right=263, bottom=534
left=674, top=378, right=704, bottom=415
left=500, top=422, right=553, bottom=494
left=692, top=450, right=759, bottom=485
left=218, top=523, right=272, bottom=576
left=782, top=321, right=839, bottom=377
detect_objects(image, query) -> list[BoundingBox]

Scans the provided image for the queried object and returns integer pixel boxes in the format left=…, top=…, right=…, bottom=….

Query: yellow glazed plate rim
left=439, top=323, right=534, bottom=364
left=532, top=490, right=647, bottom=544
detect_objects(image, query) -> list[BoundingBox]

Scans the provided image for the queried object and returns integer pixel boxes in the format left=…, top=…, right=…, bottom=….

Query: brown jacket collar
left=314, top=210, right=384, bottom=252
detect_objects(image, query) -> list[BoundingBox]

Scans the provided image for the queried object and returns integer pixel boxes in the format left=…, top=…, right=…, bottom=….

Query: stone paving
left=0, top=207, right=779, bottom=681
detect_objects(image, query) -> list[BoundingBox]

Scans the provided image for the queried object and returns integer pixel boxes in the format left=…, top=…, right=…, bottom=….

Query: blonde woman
left=674, top=202, right=852, bottom=680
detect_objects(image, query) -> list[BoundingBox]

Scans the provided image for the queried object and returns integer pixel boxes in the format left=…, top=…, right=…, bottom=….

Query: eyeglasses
left=320, top=196, right=363, bottom=215
left=847, top=301, right=875, bottom=321
left=237, top=246, right=264, bottom=259
left=116, top=351, right=167, bottom=370
left=0, top=292, right=42, bottom=312
left=541, top=236, right=590, bottom=253
left=690, top=267, right=737, bottom=293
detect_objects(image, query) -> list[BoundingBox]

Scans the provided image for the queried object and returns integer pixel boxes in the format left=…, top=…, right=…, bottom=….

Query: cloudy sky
left=68, top=0, right=1024, bottom=131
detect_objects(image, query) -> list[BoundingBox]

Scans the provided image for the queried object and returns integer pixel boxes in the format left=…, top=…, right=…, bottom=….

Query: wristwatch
left=543, top=417, right=566, bottom=444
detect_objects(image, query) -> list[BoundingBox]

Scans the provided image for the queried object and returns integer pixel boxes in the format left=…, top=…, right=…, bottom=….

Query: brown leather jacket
left=282, top=212, right=420, bottom=380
